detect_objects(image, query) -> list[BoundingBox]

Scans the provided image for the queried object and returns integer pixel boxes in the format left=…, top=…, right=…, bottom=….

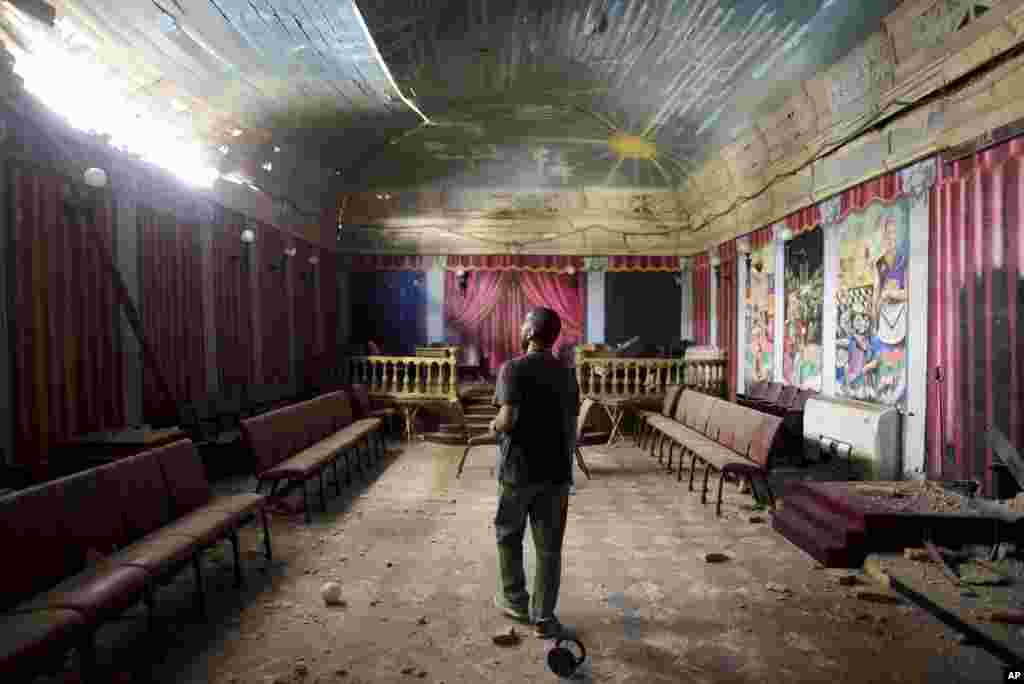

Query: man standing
left=489, top=307, right=579, bottom=639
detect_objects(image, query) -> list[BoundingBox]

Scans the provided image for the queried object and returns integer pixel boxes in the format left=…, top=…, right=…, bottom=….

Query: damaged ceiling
left=0, top=0, right=943, bottom=247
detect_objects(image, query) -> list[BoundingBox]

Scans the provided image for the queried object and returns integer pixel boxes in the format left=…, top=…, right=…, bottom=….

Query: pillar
left=679, top=257, right=692, bottom=341
left=426, top=255, right=445, bottom=343
left=585, top=257, right=607, bottom=344
left=899, top=158, right=937, bottom=480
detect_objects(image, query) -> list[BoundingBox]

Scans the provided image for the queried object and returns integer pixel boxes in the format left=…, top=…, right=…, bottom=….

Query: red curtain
left=717, top=240, right=738, bottom=400
left=213, top=210, right=254, bottom=390
left=785, top=205, right=822, bottom=236
left=292, top=240, right=319, bottom=390
left=318, top=249, right=340, bottom=383
left=257, top=223, right=291, bottom=385
left=447, top=255, right=583, bottom=271
left=139, top=206, right=207, bottom=421
left=10, top=164, right=125, bottom=475
left=692, top=253, right=711, bottom=344
left=606, top=255, right=681, bottom=271
left=518, top=271, right=586, bottom=354
left=928, top=138, right=1024, bottom=494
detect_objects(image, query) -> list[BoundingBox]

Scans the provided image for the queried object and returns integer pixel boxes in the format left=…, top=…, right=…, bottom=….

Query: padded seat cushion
left=0, top=609, right=84, bottom=678
left=20, top=562, right=149, bottom=621
left=203, top=493, right=265, bottom=518
left=259, top=442, right=338, bottom=481
left=577, top=430, right=610, bottom=446
left=156, top=508, right=244, bottom=547
left=369, top=408, right=398, bottom=418
left=55, top=468, right=129, bottom=565
left=110, top=532, right=198, bottom=571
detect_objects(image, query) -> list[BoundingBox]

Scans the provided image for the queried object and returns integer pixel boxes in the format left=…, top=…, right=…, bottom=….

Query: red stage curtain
left=257, top=223, right=291, bottom=385
left=10, top=163, right=125, bottom=475
left=717, top=240, right=738, bottom=400
left=447, top=255, right=583, bottom=272
left=692, top=253, right=711, bottom=345
left=606, top=255, right=681, bottom=271
left=785, top=205, right=822, bottom=236
left=138, top=206, right=207, bottom=421
left=213, top=210, right=254, bottom=390
left=518, top=271, right=586, bottom=356
left=928, top=138, right=1024, bottom=494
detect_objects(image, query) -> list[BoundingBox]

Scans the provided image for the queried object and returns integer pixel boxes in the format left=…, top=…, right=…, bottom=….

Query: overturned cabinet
left=803, top=396, right=902, bottom=480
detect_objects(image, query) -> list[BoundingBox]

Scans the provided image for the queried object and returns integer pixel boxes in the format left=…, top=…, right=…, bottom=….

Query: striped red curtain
left=319, top=249, right=340, bottom=382
left=213, top=210, right=254, bottom=390
left=717, top=240, right=738, bottom=400
left=692, top=253, right=711, bottom=344
left=928, top=137, right=1024, bottom=494
left=447, top=255, right=584, bottom=272
left=9, top=163, right=124, bottom=476
left=606, top=255, right=681, bottom=271
left=257, top=223, right=292, bottom=385
left=139, top=206, right=207, bottom=422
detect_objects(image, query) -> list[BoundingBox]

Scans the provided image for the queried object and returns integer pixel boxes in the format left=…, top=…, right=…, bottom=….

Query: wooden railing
left=341, top=355, right=460, bottom=400
left=415, top=346, right=460, bottom=360
left=575, top=347, right=727, bottom=399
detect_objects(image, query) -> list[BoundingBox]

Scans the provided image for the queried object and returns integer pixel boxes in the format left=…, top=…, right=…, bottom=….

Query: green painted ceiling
left=352, top=0, right=906, bottom=190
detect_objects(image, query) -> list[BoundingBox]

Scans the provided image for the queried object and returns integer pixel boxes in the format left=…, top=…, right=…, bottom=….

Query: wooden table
left=587, top=396, right=636, bottom=447
left=51, top=425, right=188, bottom=476
left=865, top=551, right=1024, bottom=668
left=388, top=398, right=457, bottom=443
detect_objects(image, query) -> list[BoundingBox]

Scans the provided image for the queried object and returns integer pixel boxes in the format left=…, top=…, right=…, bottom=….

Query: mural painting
left=835, top=199, right=911, bottom=407
left=783, top=227, right=824, bottom=390
left=745, top=240, right=776, bottom=384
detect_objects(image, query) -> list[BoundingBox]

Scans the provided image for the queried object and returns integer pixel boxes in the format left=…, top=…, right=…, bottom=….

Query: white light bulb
left=309, top=255, right=320, bottom=265
left=240, top=228, right=256, bottom=243
left=456, top=269, right=466, bottom=277
left=83, top=167, right=107, bottom=188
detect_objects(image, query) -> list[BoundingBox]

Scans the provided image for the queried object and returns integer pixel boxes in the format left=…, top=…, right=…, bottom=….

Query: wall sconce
left=736, top=237, right=752, bottom=281
left=300, top=254, right=319, bottom=285
left=269, top=246, right=296, bottom=273
left=564, top=264, right=578, bottom=287
left=456, top=268, right=469, bottom=296
left=240, top=228, right=256, bottom=244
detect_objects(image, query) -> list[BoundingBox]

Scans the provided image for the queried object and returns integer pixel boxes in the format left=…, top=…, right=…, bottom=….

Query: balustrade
left=340, top=355, right=459, bottom=400
left=575, top=347, right=727, bottom=399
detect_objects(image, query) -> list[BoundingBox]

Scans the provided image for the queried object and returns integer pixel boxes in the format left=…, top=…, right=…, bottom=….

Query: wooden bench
left=0, top=439, right=270, bottom=682
left=241, top=390, right=383, bottom=523
left=646, top=390, right=784, bottom=516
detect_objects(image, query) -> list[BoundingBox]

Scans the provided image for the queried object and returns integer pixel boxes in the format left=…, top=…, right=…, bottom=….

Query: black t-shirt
left=493, top=350, right=579, bottom=486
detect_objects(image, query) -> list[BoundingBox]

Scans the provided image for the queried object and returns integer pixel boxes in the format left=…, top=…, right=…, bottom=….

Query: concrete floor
left=39, top=438, right=1006, bottom=683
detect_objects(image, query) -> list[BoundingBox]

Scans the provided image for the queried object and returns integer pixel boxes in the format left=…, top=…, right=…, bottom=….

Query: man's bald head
left=521, top=307, right=562, bottom=350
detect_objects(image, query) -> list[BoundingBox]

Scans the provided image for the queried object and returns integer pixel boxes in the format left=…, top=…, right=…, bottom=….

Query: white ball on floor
left=321, top=581, right=343, bottom=605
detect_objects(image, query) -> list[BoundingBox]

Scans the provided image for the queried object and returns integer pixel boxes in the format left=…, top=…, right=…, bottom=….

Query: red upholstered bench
left=242, top=389, right=383, bottom=523
left=0, top=439, right=270, bottom=682
left=646, top=390, right=784, bottom=516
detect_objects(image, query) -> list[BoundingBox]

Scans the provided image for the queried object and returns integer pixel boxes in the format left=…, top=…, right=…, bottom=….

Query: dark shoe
left=534, top=617, right=570, bottom=639
left=494, top=595, right=531, bottom=623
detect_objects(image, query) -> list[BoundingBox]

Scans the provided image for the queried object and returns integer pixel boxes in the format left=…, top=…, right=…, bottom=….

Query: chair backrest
left=106, top=449, right=174, bottom=542
left=661, top=385, right=684, bottom=417
left=0, top=483, right=72, bottom=611
left=577, top=398, right=605, bottom=439
left=761, top=382, right=783, bottom=403
left=153, top=439, right=212, bottom=516
left=776, top=385, right=799, bottom=409
left=746, top=381, right=766, bottom=399
left=715, top=404, right=761, bottom=457
left=792, top=389, right=816, bottom=412
left=462, top=344, right=481, bottom=366
left=347, top=384, right=373, bottom=419
left=55, top=466, right=129, bottom=571
left=748, top=413, right=784, bottom=468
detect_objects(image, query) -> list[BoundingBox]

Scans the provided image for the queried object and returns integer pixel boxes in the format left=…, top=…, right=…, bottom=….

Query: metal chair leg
left=666, top=442, right=676, bottom=471
left=303, top=481, right=312, bottom=524
left=192, top=555, right=206, bottom=618
left=345, top=450, right=353, bottom=485
left=575, top=446, right=592, bottom=480
left=261, top=508, right=273, bottom=562
left=688, top=454, right=698, bottom=489
left=716, top=472, right=727, bottom=517
left=456, top=445, right=472, bottom=479
left=319, top=470, right=327, bottom=511
left=230, top=531, right=244, bottom=587
left=332, top=458, right=341, bottom=494
left=701, top=464, right=712, bottom=504
left=78, top=631, right=97, bottom=684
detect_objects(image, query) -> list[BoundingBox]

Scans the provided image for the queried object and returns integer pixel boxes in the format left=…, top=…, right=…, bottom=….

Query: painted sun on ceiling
left=354, top=0, right=905, bottom=190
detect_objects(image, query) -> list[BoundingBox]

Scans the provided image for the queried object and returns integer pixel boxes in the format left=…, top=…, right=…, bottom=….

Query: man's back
left=493, top=350, right=579, bottom=486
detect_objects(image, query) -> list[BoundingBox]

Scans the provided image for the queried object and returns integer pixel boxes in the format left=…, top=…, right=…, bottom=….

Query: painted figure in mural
left=844, top=310, right=881, bottom=395
left=873, top=214, right=908, bottom=403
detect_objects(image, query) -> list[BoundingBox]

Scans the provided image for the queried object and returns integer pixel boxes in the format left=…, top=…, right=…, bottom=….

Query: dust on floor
left=40, top=440, right=1005, bottom=684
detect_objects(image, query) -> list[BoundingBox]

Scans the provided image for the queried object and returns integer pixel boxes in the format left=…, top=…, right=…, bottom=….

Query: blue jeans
left=494, top=481, right=570, bottom=622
